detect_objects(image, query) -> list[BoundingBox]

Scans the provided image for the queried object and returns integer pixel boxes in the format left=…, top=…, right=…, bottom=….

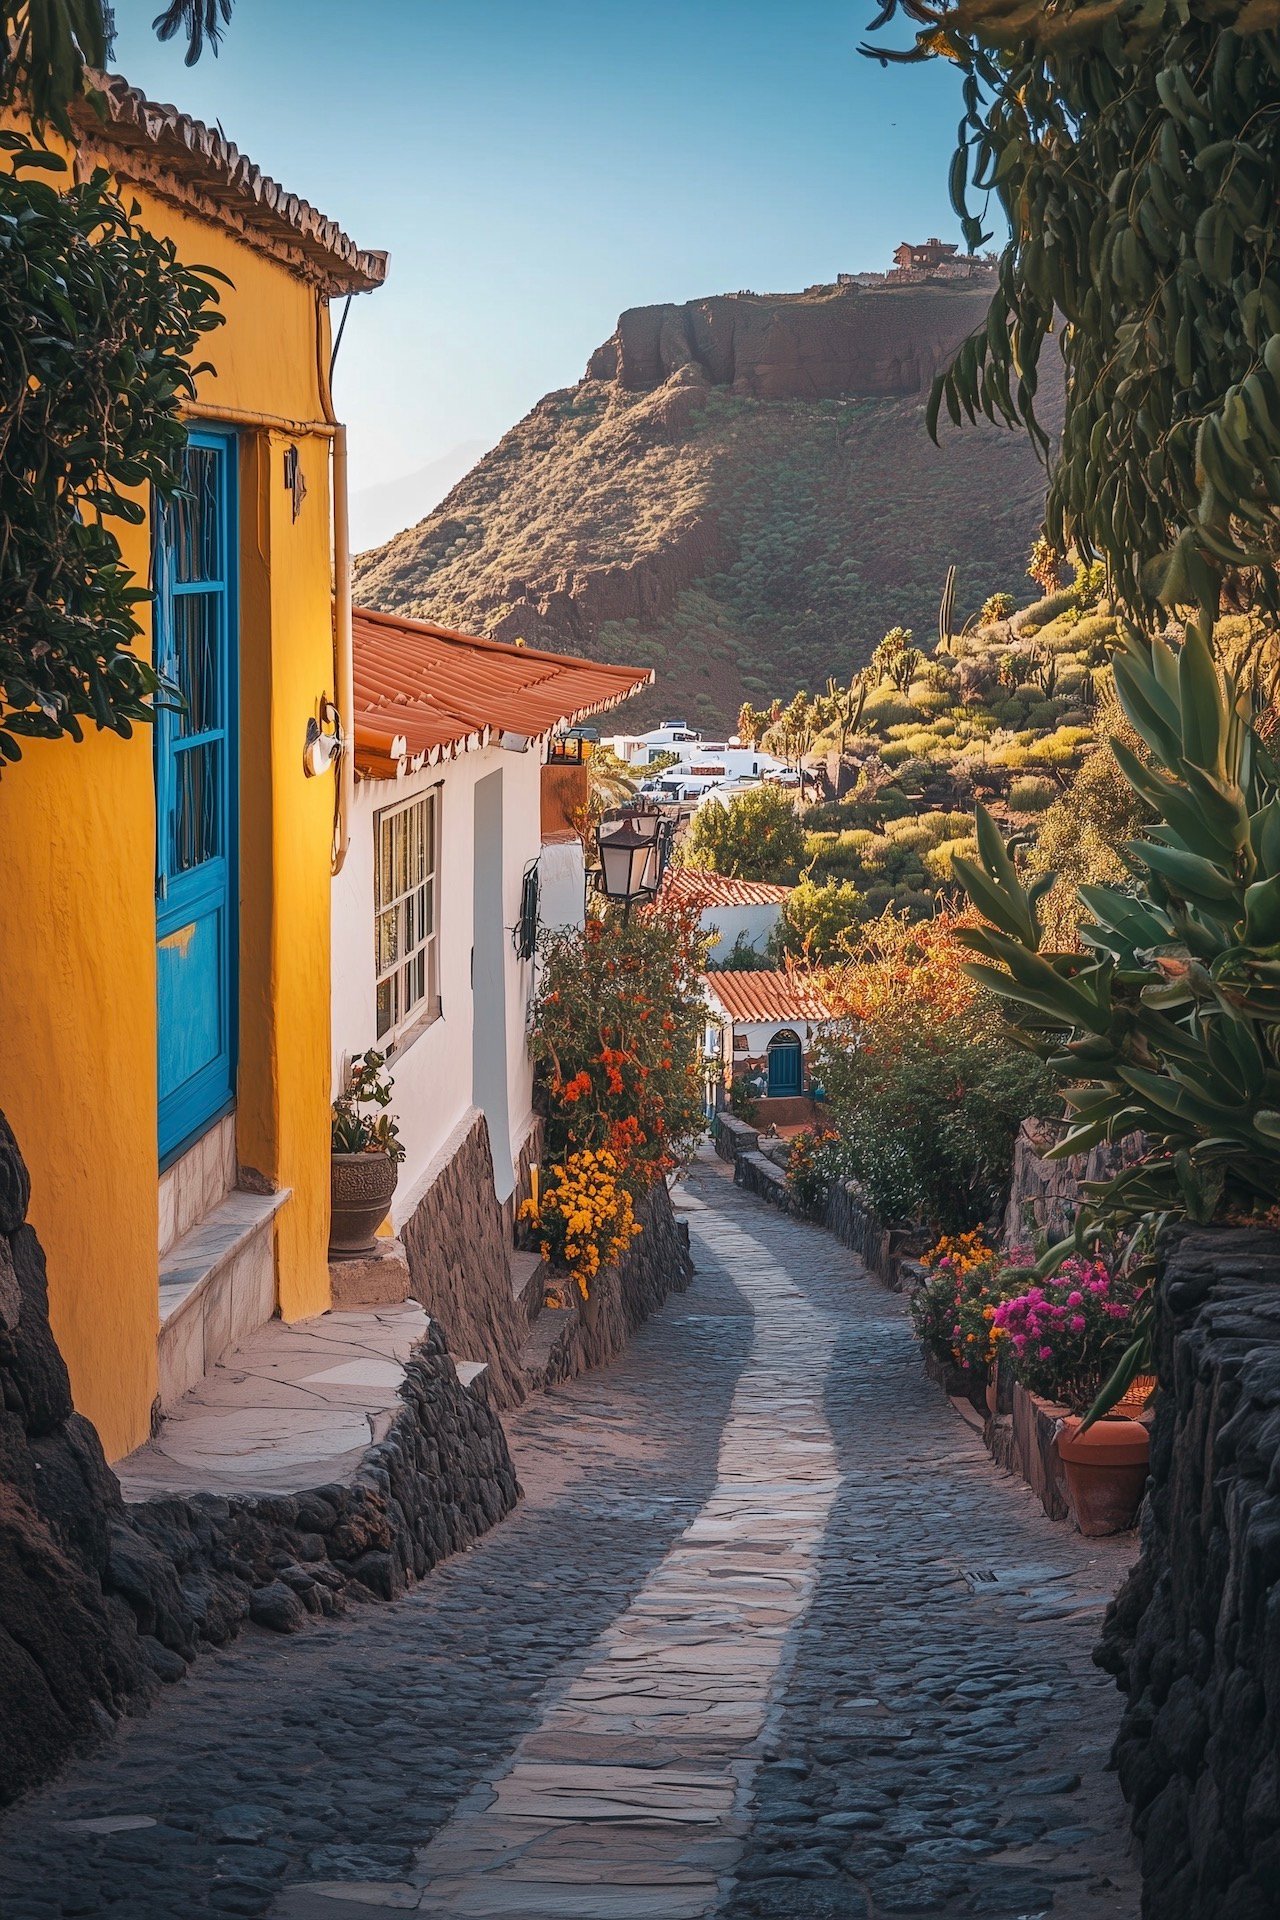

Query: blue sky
left=109, top=1, right=966, bottom=524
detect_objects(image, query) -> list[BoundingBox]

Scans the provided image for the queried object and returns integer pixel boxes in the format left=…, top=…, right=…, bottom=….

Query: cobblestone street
left=0, top=1151, right=1139, bottom=1920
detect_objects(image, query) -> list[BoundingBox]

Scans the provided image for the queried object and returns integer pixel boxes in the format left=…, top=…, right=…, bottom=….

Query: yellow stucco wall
left=0, top=147, right=339, bottom=1459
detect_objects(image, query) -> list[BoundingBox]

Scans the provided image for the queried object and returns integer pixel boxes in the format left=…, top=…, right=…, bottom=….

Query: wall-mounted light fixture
left=283, top=444, right=308, bottom=521
left=304, top=695, right=344, bottom=778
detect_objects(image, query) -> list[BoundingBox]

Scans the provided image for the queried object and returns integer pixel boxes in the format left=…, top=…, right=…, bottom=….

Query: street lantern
left=619, top=801, right=666, bottom=892
left=595, top=820, right=655, bottom=908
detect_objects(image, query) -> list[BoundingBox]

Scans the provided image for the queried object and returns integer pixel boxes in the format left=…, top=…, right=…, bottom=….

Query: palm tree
left=2, top=1, right=232, bottom=128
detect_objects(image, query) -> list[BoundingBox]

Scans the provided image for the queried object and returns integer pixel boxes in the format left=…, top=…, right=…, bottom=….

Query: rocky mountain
left=354, top=282, right=1057, bottom=730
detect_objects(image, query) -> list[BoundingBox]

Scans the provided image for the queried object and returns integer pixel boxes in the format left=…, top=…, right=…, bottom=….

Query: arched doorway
left=767, top=1028, right=803, bottom=1098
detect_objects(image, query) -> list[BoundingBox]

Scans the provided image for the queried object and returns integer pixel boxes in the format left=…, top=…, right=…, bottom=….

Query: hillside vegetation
left=354, top=284, right=1056, bottom=731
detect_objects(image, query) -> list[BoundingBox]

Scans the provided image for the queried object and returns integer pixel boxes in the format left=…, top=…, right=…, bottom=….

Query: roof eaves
left=74, top=75, right=388, bottom=296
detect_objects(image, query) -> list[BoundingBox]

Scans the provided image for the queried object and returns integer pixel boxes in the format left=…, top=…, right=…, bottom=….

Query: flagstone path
left=0, top=1149, right=1139, bottom=1920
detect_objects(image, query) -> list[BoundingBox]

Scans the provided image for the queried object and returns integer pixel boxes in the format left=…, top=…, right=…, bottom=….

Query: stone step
left=508, top=1248, right=547, bottom=1325
left=452, top=1357, right=488, bottom=1394
left=328, top=1236, right=411, bottom=1310
left=158, top=1187, right=290, bottom=1410
left=117, top=1302, right=430, bottom=1500
left=517, top=1299, right=580, bottom=1391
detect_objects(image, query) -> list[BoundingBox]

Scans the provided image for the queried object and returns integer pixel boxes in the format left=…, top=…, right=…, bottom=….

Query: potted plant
left=330, top=1049, right=405, bottom=1257
left=992, top=1255, right=1150, bottom=1535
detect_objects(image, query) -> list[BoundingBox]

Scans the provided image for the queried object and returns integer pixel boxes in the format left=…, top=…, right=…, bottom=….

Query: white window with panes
left=374, top=790, right=438, bottom=1045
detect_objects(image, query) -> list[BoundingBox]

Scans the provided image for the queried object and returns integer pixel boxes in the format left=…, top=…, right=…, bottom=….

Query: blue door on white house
left=153, top=430, right=238, bottom=1166
left=767, top=1029, right=803, bottom=1098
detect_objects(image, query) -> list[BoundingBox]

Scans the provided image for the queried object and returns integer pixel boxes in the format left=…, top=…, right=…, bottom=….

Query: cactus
left=938, top=563, right=957, bottom=651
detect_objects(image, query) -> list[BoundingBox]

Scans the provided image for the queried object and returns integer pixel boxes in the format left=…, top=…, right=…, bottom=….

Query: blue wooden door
left=767, top=1031, right=802, bottom=1097
left=154, top=431, right=238, bottom=1165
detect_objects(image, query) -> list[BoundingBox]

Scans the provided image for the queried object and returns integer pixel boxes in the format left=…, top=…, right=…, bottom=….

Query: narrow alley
left=0, top=1153, right=1139, bottom=1920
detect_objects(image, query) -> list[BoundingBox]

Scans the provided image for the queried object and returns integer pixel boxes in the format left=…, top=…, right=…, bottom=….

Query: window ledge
left=384, top=1000, right=443, bottom=1068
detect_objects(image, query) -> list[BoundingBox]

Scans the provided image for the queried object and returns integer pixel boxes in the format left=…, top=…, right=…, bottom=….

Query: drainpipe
left=317, top=294, right=354, bottom=875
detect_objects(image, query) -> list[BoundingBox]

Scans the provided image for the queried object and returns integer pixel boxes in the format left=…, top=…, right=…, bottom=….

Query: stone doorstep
left=118, top=1300, right=431, bottom=1500
left=329, top=1238, right=412, bottom=1310
left=157, top=1187, right=290, bottom=1410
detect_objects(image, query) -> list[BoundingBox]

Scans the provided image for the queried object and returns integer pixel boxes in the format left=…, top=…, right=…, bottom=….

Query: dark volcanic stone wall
left=0, top=1110, right=152, bottom=1805
left=1098, top=1226, right=1280, bottom=1919
left=0, top=1109, right=520, bottom=1809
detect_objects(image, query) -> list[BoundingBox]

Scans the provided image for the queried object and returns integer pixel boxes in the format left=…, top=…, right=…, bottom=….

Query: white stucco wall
left=332, top=741, right=542, bottom=1223
left=538, top=837, right=587, bottom=935
left=700, top=902, right=783, bottom=965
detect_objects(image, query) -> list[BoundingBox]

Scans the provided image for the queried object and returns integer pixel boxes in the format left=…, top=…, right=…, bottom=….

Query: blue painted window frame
left=154, top=428, right=239, bottom=1167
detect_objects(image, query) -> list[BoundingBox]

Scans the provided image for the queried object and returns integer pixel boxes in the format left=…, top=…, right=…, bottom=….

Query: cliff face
left=585, top=283, right=997, bottom=400
left=355, top=282, right=1053, bottom=730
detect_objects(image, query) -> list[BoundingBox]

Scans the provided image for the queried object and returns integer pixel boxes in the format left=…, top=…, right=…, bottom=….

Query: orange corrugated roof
left=352, top=607, right=653, bottom=779
left=663, top=868, right=793, bottom=910
left=702, top=970, right=833, bottom=1024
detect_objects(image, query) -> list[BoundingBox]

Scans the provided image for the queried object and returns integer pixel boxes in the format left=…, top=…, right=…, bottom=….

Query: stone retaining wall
left=403, top=1111, right=692, bottom=1406
left=401, top=1111, right=538, bottom=1409
left=712, top=1112, right=758, bottom=1165
left=1098, top=1226, right=1280, bottom=1919
left=0, top=1108, right=521, bottom=1808
left=1001, top=1119, right=1148, bottom=1250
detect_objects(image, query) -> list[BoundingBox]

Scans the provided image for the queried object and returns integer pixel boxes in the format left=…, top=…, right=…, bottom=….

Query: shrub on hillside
left=682, top=784, right=806, bottom=882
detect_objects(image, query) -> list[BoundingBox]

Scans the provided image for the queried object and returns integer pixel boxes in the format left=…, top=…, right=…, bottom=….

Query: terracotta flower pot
left=329, top=1150, right=398, bottom=1258
left=1055, top=1413, right=1150, bottom=1537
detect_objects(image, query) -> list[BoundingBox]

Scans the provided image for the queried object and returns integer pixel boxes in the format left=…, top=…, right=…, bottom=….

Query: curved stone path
left=0, top=1150, right=1139, bottom=1920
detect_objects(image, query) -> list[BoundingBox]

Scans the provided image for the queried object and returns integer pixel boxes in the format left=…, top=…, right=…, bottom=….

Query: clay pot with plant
left=991, top=1256, right=1151, bottom=1536
left=330, top=1049, right=405, bottom=1257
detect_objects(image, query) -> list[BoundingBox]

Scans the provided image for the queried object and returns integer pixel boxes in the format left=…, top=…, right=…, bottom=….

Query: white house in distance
left=703, top=969, right=834, bottom=1121
left=608, top=720, right=785, bottom=800
left=662, top=867, right=791, bottom=965
left=333, top=608, right=650, bottom=1248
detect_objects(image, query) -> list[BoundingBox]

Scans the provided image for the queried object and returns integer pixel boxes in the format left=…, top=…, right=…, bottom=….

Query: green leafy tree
left=0, top=137, right=226, bottom=764
left=683, top=785, right=806, bottom=883
left=0, top=0, right=235, bottom=766
left=774, top=875, right=866, bottom=964
left=2, top=3, right=233, bottom=132
left=867, top=0, right=1280, bottom=629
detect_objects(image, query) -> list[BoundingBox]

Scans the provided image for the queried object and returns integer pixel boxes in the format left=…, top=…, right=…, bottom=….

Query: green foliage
left=954, top=621, right=1280, bottom=1243
left=0, top=3, right=232, bottom=133
left=813, top=1005, right=1055, bottom=1232
left=980, top=591, right=1016, bottom=624
left=869, top=1, right=1280, bottom=625
left=332, top=1051, right=405, bottom=1162
left=774, top=875, right=866, bottom=964
left=528, top=906, right=710, bottom=1183
left=0, top=136, right=226, bottom=765
left=683, top=785, right=806, bottom=882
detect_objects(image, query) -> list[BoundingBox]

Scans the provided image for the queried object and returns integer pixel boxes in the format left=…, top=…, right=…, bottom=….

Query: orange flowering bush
left=528, top=902, right=710, bottom=1188
left=520, top=1148, right=639, bottom=1299
left=810, top=907, right=1056, bottom=1232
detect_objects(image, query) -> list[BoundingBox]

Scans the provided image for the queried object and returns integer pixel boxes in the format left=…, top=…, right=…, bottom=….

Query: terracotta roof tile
left=663, top=869, right=792, bottom=910
left=74, top=76, right=387, bottom=295
left=352, top=607, right=652, bottom=778
left=702, top=970, right=833, bottom=1024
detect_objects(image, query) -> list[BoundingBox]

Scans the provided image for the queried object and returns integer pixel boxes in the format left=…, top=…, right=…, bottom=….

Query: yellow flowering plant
left=908, top=1231, right=1017, bottom=1378
left=519, top=1147, right=640, bottom=1300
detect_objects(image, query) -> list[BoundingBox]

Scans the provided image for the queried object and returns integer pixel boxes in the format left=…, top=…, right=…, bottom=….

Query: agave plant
left=954, top=616, right=1280, bottom=1410
left=955, top=615, right=1280, bottom=1228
